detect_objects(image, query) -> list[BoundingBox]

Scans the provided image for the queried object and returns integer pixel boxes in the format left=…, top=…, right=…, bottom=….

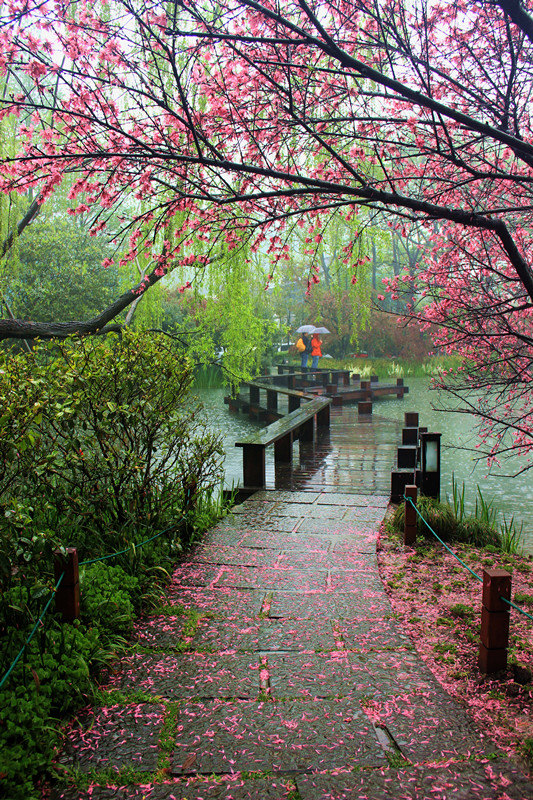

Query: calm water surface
left=196, top=381, right=533, bottom=554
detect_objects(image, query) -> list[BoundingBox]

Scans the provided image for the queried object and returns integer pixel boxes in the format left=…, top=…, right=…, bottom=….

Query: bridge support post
left=317, top=403, right=330, bottom=428
left=289, top=394, right=301, bottom=412
left=299, top=416, right=315, bottom=442
left=242, top=443, right=266, bottom=488
left=274, top=432, right=293, bottom=463
left=267, top=389, right=278, bottom=413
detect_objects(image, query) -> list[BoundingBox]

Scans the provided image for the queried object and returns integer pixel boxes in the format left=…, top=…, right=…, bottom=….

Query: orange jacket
left=311, top=335, right=322, bottom=357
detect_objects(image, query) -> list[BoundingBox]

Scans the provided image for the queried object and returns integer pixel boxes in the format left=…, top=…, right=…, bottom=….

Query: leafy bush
left=0, top=330, right=223, bottom=576
left=80, top=563, right=140, bottom=635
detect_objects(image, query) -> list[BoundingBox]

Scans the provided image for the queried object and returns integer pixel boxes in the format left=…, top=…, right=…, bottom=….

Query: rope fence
left=0, top=521, right=182, bottom=691
left=0, top=572, right=65, bottom=691
left=402, top=489, right=532, bottom=674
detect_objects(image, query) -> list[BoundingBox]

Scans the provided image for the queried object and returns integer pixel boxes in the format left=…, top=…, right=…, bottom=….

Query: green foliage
left=6, top=214, right=119, bottom=323
left=0, top=684, right=56, bottom=799
left=391, top=494, right=502, bottom=548
left=448, top=477, right=524, bottom=554
left=80, top=563, right=140, bottom=635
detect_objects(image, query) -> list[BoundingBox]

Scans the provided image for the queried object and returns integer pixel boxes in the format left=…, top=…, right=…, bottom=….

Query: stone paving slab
left=269, top=591, right=392, bottom=619
left=269, top=502, right=351, bottom=520
left=134, top=614, right=189, bottom=648
left=239, top=531, right=333, bottom=550
left=224, top=509, right=300, bottom=532
left=58, top=704, right=164, bottom=773
left=249, top=490, right=322, bottom=504
left=187, top=618, right=261, bottom=652
left=55, top=777, right=296, bottom=800
left=215, top=566, right=328, bottom=592
left=328, top=570, right=387, bottom=592
left=317, top=492, right=388, bottom=507
left=167, top=587, right=265, bottom=617
left=296, top=761, right=533, bottom=800
left=266, top=651, right=375, bottom=698
left=256, top=618, right=337, bottom=651
left=198, top=530, right=246, bottom=548
left=108, top=653, right=262, bottom=699
left=171, top=698, right=386, bottom=774
left=189, top=545, right=279, bottom=568
left=339, top=619, right=414, bottom=651
left=332, top=539, right=377, bottom=555
left=172, top=564, right=224, bottom=588
left=275, top=550, right=377, bottom=570
left=294, top=518, right=353, bottom=535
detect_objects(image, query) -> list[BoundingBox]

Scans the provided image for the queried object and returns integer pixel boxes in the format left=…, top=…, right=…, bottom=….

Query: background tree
left=6, top=214, right=119, bottom=324
left=1, top=0, right=533, bottom=465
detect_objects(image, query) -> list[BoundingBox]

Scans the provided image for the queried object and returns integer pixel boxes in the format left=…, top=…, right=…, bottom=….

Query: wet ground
left=54, top=411, right=532, bottom=799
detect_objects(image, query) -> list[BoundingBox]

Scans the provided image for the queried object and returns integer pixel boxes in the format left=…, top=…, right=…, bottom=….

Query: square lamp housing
left=420, top=432, right=442, bottom=499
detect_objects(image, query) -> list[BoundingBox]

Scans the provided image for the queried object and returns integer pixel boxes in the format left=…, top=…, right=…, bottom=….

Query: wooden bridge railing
left=235, top=395, right=331, bottom=488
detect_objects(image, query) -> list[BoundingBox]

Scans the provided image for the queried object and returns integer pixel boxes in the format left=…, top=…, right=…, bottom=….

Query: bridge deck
left=260, top=403, right=401, bottom=495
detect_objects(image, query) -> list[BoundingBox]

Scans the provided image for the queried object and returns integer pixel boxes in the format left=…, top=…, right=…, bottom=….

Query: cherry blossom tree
left=1, top=0, right=533, bottom=465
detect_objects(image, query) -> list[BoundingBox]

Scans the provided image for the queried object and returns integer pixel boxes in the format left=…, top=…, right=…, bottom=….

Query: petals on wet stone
left=56, top=486, right=531, bottom=800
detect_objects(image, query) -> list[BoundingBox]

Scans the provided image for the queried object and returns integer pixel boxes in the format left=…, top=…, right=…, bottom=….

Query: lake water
left=196, top=380, right=533, bottom=554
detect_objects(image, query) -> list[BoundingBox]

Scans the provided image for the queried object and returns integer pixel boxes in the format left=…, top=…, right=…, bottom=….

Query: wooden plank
left=235, top=397, right=330, bottom=449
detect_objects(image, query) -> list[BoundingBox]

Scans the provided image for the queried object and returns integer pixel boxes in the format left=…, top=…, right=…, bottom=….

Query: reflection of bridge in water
left=225, top=367, right=406, bottom=495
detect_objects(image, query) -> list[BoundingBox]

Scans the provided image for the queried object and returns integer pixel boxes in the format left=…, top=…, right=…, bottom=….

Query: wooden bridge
left=225, top=366, right=408, bottom=495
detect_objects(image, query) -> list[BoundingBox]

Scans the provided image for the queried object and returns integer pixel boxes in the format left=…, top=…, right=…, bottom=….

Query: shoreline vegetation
left=379, top=510, right=533, bottom=777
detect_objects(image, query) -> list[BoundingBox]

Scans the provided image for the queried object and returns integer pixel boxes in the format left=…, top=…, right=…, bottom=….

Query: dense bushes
left=0, top=331, right=226, bottom=799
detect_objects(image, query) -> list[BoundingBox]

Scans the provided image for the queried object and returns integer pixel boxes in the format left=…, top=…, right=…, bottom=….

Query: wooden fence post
left=404, top=485, right=417, bottom=546
left=478, top=568, right=511, bottom=674
left=54, top=548, right=80, bottom=621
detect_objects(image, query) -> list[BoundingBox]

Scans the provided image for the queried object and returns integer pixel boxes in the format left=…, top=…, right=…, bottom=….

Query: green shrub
left=0, top=330, right=223, bottom=572
left=80, top=563, right=140, bottom=635
left=0, top=685, right=55, bottom=800
left=456, top=517, right=501, bottom=548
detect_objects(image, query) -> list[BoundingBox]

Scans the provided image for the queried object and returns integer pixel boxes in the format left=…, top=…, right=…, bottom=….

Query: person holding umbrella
left=310, top=331, right=322, bottom=369
left=295, top=325, right=314, bottom=369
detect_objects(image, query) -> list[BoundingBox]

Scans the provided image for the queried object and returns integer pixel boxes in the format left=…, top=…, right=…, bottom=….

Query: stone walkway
left=56, top=490, right=532, bottom=799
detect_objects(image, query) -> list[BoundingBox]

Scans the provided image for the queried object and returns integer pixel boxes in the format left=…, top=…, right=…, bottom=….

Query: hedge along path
left=53, top=408, right=532, bottom=800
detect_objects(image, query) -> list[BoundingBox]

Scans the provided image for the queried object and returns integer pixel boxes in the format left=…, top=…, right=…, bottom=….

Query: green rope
left=79, top=523, right=181, bottom=566
left=403, top=495, right=483, bottom=583
left=404, top=495, right=533, bottom=623
left=0, top=572, right=65, bottom=691
left=502, top=597, right=533, bottom=623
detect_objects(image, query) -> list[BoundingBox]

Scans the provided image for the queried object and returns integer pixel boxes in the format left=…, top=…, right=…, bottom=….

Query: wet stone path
left=56, top=489, right=532, bottom=799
